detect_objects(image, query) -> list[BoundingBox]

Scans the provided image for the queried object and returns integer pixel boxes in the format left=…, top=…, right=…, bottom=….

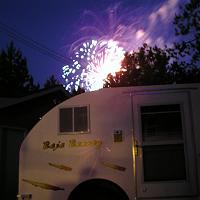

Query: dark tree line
left=104, top=44, right=171, bottom=87
left=0, top=42, right=39, bottom=97
left=0, top=42, right=64, bottom=97
left=0, top=42, right=85, bottom=97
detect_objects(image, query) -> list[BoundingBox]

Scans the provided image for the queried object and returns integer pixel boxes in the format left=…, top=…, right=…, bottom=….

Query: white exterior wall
left=18, top=84, right=200, bottom=200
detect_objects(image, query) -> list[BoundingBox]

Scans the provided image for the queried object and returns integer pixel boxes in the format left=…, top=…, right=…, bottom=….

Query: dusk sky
left=0, top=0, right=188, bottom=90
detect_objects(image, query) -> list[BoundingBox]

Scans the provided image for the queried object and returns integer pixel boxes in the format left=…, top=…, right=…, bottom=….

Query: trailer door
left=132, top=90, right=197, bottom=198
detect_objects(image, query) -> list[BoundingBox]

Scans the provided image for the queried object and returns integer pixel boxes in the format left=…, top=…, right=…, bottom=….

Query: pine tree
left=0, top=41, right=39, bottom=97
left=43, top=75, right=61, bottom=89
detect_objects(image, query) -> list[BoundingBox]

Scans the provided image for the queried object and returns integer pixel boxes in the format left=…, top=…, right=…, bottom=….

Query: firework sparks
left=62, top=1, right=179, bottom=92
left=62, top=39, right=125, bottom=92
left=62, top=4, right=151, bottom=92
left=62, top=6, right=144, bottom=92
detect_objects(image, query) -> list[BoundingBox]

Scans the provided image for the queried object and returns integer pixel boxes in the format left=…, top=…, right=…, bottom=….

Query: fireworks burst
left=62, top=1, right=179, bottom=92
left=62, top=5, right=138, bottom=92
left=62, top=39, right=125, bottom=92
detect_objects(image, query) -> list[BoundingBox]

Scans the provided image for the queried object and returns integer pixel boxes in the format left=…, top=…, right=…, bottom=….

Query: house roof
left=0, top=86, right=70, bottom=109
left=0, top=86, right=70, bottom=131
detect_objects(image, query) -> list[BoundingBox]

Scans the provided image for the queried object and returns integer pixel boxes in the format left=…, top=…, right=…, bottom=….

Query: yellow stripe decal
left=101, top=161, right=126, bottom=171
left=48, top=162, right=72, bottom=171
left=22, top=179, right=64, bottom=191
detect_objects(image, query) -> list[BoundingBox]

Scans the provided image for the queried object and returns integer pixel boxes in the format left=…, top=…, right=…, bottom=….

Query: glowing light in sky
left=62, top=39, right=125, bottom=92
left=62, top=0, right=180, bottom=92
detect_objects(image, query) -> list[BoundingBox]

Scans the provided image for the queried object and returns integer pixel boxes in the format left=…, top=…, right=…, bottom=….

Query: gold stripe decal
left=22, top=179, right=64, bottom=191
left=48, top=162, right=72, bottom=171
left=101, top=161, right=126, bottom=171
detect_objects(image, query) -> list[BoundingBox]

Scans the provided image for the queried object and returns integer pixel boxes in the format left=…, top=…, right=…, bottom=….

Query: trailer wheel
left=68, top=179, right=128, bottom=200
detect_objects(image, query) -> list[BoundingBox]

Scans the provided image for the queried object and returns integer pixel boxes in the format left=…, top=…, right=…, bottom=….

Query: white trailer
left=18, top=84, right=200, bottom=200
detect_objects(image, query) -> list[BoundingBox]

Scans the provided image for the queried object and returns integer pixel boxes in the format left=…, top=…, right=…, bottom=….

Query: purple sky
left=0, top=0, right=187, bottom=87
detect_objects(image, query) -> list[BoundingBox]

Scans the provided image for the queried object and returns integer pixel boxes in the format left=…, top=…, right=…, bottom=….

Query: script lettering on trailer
left=42, top=139, right=102, bottom=151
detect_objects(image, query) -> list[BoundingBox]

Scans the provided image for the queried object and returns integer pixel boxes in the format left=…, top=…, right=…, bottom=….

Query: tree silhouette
left=104, top=43, right=200, bottom=88
left=104, top=44, right=173, bottom=88
left=44, top=75, right=62, bottom=89
left=173, top=0, right=200, bottom=67
left=0, top=41, right=39, bottom=97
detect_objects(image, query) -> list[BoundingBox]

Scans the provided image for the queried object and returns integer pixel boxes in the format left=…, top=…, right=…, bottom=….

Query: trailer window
left=74, top=107, right=88, bottom=132
left=140, top=104, right=186, bottom=182
left=143, top=144, right=186, bottom=181
left=141, top=104, right=183, bottom=141
left=59, top=106, right=89, bottom=134
left=60, top=108, right=73, bottom=132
